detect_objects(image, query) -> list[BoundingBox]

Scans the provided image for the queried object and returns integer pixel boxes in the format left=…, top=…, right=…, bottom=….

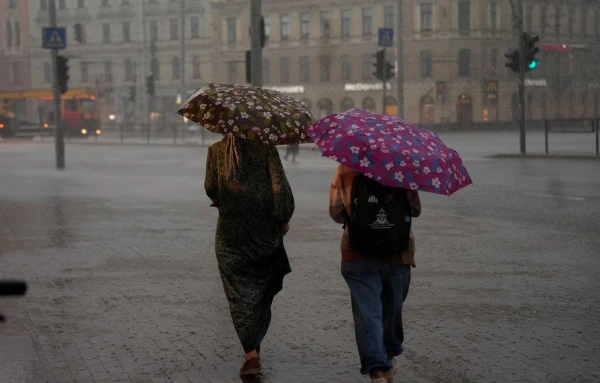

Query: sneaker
left=382, top=358, right=398, bottom=383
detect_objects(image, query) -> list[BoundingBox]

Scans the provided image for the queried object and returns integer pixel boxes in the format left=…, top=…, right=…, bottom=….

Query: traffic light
left=524, top=33, right=540, bottom=71
left=73, top=23, right=83, bottom=43
left=373, top=50, right=385, bottom=81
left=505, top=50, right=519, bottom=73
left=384, top=62, right=395, bottom=81
left=146, top=74, right=155, bottom=96
left=505, top=33, right=540, bottom=74
left=56, top=55, right=69, bottom=94
left=128, top=86, right=136, bottom=101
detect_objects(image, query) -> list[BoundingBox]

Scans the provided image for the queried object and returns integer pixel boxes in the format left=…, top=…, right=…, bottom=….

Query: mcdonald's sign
left=484, top=80, right=499, bottom=97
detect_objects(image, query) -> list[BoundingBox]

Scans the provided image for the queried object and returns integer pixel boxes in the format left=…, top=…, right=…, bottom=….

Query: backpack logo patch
left=370, top=209, right=394, bottom=229
left=368, top=195, right=378, bottom=204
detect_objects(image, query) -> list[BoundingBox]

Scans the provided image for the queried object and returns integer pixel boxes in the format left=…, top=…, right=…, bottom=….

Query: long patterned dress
left=204, top=136, right=294, bottom=353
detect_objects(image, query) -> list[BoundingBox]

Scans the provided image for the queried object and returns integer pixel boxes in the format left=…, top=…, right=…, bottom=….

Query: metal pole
left=382, top=48, right=387, bottom=114
left=250, top=0, right=262, bottom=87
left=48, top=0, right=64, bottom=169
left=517, top=0, right=526, bottom=154
left=179, top=0, right=185, bottom=102
left=395, top=0, right=404, bottom=119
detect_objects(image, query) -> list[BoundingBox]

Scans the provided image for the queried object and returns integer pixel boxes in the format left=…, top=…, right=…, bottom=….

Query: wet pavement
left=1, top=138, right=600, bottom=383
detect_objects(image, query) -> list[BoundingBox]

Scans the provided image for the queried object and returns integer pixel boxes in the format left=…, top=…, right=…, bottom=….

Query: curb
left=488, top=153, right=600, bottom=161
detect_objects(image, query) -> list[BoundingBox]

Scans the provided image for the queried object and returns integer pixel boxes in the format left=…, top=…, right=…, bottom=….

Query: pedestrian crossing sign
left=378, top=28, right=394, bottom=47
left=42, top=27, right=67, bottom=49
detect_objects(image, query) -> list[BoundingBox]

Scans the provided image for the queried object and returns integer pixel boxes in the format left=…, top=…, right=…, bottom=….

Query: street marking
left=524, top=192, right=585, bottom=201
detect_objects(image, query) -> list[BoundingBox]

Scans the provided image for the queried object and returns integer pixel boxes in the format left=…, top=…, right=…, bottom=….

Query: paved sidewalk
left=1, top=143, right=599, bottom=383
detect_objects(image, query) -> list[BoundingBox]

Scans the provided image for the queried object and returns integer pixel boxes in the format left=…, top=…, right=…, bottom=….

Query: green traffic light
left=528, top=59, right=539, bottom=70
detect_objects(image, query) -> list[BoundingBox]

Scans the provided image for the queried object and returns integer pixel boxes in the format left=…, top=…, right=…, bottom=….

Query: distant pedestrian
left=329, top=164, right=421, bottom=383
left=204, top=134, right=294, bottom=377
left=284, top=143, right=299, bottom=163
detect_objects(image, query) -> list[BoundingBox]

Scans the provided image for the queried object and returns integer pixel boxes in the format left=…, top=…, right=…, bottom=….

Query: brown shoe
left=240, top=357, right=261, bottom=376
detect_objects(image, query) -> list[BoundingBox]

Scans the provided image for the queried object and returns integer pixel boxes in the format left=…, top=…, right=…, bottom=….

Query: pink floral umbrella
left=306, top=108, right=473, bottom=196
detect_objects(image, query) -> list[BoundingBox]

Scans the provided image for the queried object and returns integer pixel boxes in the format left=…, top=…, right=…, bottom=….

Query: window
left=151, top=57, right=160, bottom=80
left=458, top=49, right=471, bottom=76
left=300, top=57, right=310, bottom=82
left=5, top=22, right=12, bottom=47
left=362, top=7, right=373, bottom=35
left=384, top=6, right=394, bottom=28
left=421, top=3, right=433, bottom=32
left=568, top=7, right=574, bottom=36
left=362, top=53, right=372, bottom=80
left=341, top=9, right=351, bottom=37
left=81, top=62, right=88, bottom=83
left=191, top=16, right=200, bottom=39
left=8, top=0, right=16, bottom=8
left=581, top=9, right=587, bottom=36
left=541, top=6, right=547, bottom=35
left=320, top=56, right=330, bottom=81
left=125, top=59, right=134, bottom=81
left=172, top=56, right=180, bottom=80
left=300, top=13, right=310, bottom=40
left=458, top=1, right=471, bottom=33
left=193, top=56, right=201, bottom=78
left=14, top=21, right=20, bottom=47
left=122, top=22, right=131, bottom=43
left=421, top=50, right=432, bottom=77
left=264, top=16, right=270, bottom=41
left=341, top=55, right=352, bottom=80
left=44, top=62, right=51, bottom=83
left=228, top=61, right=237, bottom=84
left=363, top=97, right=375, bottom=112
left=341, top=98, right=354, bottom=112
left=104, top=60, right=113, bottom=82
left=102, top=23, right=111, bottom=44
left=150, top=21, right=158, bottom=41
left=40, top=0, right=47, bottom=11
left=262, top=59, right=270, bottom=84
left=554, top=6, right=560, bottom=36
left=77, top=0, right=85, bottom=8
left=100, top=0, right=108, bottom=6
left=280, top=14, right=290, bottom=40
left=58, top=0, right=66, bottom=10
left=489, top=1, right=498, bottom=32
left=227, top=17, right=236, bottom=43
left=170, top=19, right=178, bottom=40
left=280, top=58, right=290, bottom=83
left=320, top=11, right=331, bottom=38
left=490, top=48, right=497, bottom=76
left=65, top=100, right=77, bottom=112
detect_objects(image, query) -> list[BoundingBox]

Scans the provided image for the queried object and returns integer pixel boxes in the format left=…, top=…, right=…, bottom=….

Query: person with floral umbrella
left=182, top=84, right=304, bottom=377
left=308, top=108, right=472, bottom=383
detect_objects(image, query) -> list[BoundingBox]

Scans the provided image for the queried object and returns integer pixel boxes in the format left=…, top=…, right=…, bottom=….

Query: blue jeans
left=341, top=259, right=412, bottom=376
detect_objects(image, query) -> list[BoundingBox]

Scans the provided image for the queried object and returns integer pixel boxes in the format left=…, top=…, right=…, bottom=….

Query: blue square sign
left=42, top=27, right=67, bottom=49
left=378, top=28, right=394, bottom=47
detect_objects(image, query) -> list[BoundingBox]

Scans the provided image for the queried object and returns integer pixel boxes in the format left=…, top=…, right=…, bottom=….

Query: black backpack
left=346, top=175, right=412, bottom=256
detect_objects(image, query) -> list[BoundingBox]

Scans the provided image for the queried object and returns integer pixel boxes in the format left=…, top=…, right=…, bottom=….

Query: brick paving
left=1, top=142, right=599, bottom=383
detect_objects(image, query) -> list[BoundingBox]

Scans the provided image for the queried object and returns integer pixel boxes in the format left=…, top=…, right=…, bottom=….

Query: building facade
left=27, top=0, right=214, bottom=124
left=1, top=0, right=32, bottom=92
left=210, top=0, right=600, bottom=125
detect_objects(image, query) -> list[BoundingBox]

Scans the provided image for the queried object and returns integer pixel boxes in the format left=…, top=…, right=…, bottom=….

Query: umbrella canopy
left=177, top=83, right=314, bottom=145
left=306, top=108, right=473, bottom=196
